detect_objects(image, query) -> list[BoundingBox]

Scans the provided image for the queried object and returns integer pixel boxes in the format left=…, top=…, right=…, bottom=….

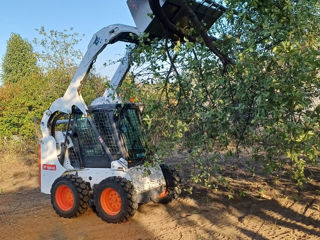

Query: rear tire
left=51, top=175, right=90, bottom=218
left=154, top=164, right=181, bottom=204
left=94, top=177, right=138, bottom=223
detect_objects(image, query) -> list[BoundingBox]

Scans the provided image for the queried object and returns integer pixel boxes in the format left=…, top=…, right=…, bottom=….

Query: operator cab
left=51, top=103, right=146, bottom=169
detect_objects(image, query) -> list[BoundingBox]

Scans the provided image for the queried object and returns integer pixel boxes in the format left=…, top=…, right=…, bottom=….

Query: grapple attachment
left=127, top=0, right=225, bottom=40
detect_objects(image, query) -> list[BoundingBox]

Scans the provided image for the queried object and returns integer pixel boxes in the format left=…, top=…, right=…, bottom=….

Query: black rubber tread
left=155, top=164, right=181, bottom=204
left=94, top=176, right=138, bottom=223
left=50, top=175, right=90, bottom=218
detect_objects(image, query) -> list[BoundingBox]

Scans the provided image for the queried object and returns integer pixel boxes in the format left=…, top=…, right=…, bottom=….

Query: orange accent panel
left=38, top=144, right=41, bottom=187
left=158, top=188, right=168, bottom=199
left=130, top=97, right=135, bottom=103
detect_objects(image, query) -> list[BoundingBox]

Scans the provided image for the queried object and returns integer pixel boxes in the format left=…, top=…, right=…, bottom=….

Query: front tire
left=154, top=164, right=181, bottom=204
left=94, top=177, right=138, bottom=223
left=51, top=175, right=90, bottom=218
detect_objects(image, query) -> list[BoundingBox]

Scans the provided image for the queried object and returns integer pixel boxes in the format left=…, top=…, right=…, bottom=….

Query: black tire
left=51, top=175, right=90, bottom=218
left=94, top=176, right=138, bottom=223
left=154, top=164, right=181, bottom=204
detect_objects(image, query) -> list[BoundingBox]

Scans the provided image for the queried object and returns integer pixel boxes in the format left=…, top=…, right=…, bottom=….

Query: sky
left=0, top=0, right=136, bottom=80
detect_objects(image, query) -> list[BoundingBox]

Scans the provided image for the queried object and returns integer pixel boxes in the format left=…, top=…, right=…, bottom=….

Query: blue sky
left=0, top=0, right=135, bottom=80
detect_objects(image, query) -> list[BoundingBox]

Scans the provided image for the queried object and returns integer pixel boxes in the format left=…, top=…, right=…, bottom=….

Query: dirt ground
left=0, top=153, right=320, bottom=240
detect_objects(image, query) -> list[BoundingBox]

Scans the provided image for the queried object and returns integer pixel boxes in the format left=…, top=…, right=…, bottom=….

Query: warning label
left=43, top=164, right=56, bottom=171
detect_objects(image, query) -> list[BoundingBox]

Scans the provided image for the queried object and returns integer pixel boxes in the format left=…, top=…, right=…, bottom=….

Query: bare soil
left=0, top=153, right=320, bottom=240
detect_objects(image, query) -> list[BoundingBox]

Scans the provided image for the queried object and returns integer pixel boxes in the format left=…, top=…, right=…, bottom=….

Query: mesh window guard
left=74, top=115, right=105, bottom=157
left=93, top=110, right=120, bottom=155
left=121, top=108, right=145, bottom=159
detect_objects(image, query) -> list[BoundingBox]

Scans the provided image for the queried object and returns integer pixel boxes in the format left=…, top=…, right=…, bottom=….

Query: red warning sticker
left=43, top=164, right=56, bottom=171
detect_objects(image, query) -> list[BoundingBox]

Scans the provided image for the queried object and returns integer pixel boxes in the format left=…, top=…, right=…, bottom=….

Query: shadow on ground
left=159, top=154, right=320, bottom=239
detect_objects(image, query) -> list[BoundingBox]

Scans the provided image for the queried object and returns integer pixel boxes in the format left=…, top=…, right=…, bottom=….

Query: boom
left=41, top=24, right=139, bottom=137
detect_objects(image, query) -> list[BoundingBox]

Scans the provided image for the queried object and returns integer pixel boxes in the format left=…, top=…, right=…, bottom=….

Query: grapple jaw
left=127, top=0, right=225, bottom=41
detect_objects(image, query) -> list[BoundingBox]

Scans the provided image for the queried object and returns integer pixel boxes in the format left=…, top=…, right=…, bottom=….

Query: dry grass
left=0, top=139, right=39, bottom=194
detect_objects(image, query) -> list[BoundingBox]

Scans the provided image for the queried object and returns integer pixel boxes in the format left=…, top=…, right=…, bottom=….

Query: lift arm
left=91, top=43, right=135, bottom=106
left=41, top=24, right=139, bottom=137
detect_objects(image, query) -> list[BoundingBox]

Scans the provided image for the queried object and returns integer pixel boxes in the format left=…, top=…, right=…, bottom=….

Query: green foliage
left=0, top=28, right=107, bottom=140
left=33, top=26, right=84, bottom=70
left=221, top=0, right=320, bottom=187
left=82, top=73, right=108, bottom=104
left=0, top=72, right=51, bottom=137
left=34, top=27, right=107, bottom=104
left=1, top=33, right=37, bottom=85
left=127, top=0, right=320, bottom=188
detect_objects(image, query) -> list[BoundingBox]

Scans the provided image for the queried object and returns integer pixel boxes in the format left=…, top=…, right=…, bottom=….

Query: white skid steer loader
left=39, top=0, right=225, bottom=223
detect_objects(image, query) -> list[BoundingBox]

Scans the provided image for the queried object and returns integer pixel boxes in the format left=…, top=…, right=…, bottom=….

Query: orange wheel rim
left=100, top=188, right=122, bottom=216
left=158, top=188, right=168, bottom=198
left=55, top=185, right=74, bottom=211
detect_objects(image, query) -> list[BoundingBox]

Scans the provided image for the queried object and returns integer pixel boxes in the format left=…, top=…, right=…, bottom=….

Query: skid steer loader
left=39, top=0, right=225, bottom=223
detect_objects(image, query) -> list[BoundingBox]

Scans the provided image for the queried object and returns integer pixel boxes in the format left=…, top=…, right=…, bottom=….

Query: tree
left=33, top=27, right=107, bottom=104
left=129, top=0, right=320, bottom=188
left=0, top=28, right=107, bottom=140
left=1, top=33, right=37, bottom=85
left=0, top=72, right=51, bottom=138
left=34, top=26, right=83, bottom=70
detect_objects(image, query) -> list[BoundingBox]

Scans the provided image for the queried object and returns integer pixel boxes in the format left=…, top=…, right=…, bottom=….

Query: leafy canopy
left=2, top=33, right=37, bottom=85
left=125, top=0, right=320, bottom=188
left=0, top=28, right=107, bottom=139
